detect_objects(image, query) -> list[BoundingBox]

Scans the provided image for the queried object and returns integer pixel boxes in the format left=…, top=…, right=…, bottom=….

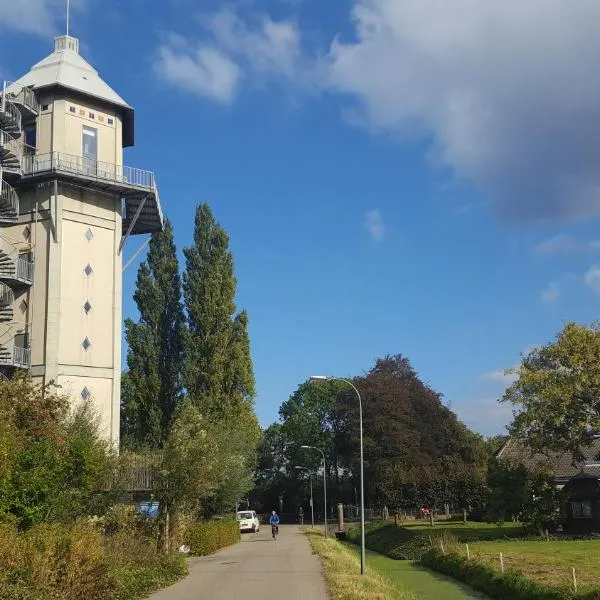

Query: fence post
left=463, top=508, right=467, bottom=524
left=500, top=553, right=504, bottom=573
left=440, top=540, right=445, bottom=555
left=466, top=544, right=470, bottom=560
left=572, top=568, right=577, bottom=592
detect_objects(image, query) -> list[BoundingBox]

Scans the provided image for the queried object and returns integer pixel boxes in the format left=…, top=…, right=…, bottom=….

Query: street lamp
left=295, top=466, right=314, bottom=528
left=300, top=444, right=328, bottom=538
left=311, top=375, right=366, bottom=576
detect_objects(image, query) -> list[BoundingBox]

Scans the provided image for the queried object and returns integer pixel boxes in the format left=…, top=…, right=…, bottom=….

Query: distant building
left=0, top=34, right=163, bottom=445
left=498, top=438, right=600, bottom=532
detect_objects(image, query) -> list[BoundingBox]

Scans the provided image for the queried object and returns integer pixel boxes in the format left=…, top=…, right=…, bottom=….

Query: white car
left=237, top=510, right=260, bottom=533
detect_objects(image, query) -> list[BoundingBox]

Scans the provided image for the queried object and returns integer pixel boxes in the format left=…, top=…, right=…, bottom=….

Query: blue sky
left=3, top=0, right=600, bottom=436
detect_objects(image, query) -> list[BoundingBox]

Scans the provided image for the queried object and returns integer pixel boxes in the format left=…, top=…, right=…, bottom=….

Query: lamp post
left=311, top=375, right=365, bottom=576
left=295, top=466, right=314, bottom=528
left=300, top=444, right=328, bottom=538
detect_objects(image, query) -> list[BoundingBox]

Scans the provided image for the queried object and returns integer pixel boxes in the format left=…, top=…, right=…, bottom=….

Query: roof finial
left=66, top=0, right=71, bottom=36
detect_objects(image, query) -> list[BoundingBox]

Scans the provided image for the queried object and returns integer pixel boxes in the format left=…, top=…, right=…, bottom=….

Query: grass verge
left=303, top=529, right=417, bottom=600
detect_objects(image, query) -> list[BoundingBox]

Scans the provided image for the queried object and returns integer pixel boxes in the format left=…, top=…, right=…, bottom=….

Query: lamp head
left=310, top=375, right=328, bottom=381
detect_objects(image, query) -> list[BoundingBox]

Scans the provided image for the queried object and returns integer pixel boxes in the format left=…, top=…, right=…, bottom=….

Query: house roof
left=10, top=36, right=134, bottom=147
left=497, top=438, right=600, bottom=481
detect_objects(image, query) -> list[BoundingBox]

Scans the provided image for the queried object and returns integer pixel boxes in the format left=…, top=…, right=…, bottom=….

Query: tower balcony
left=0, top=282, right=14, bottom=324
left=20, top=152, right=163, bottom=234
left=0, top=341, right=30, bottom=369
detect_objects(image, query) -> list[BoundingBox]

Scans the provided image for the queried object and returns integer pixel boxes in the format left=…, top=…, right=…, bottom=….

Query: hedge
left=185, top=520, right=240, bottom=556
left=419, top=549, right=600, bottom=600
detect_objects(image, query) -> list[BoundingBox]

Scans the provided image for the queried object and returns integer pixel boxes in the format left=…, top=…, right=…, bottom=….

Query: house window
left=571, top=501, right=592, bottom=519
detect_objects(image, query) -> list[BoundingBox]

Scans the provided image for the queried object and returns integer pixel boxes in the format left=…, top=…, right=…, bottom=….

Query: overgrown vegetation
left=347, top=520, right=524, bottom=560
left=304, top=529, right=416, bottom=600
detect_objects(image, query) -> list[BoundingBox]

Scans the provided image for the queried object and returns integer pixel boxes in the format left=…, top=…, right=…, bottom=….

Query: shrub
left=0, top=520, right=187, bottom=600
left=185, top=520, right=240, bottom=556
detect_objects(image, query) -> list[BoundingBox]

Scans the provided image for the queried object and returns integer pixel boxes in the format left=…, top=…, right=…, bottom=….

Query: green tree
left=182, top=204, right=260, bottom=513
left=503, top=322, right=600, bottom=460
left=183, top=204, right=236, bottom=414
left=121, top=219, right=185, bottom=448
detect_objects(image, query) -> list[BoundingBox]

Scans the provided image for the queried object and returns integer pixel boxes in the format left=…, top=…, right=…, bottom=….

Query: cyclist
left=269, top=510, right=280, bottom=539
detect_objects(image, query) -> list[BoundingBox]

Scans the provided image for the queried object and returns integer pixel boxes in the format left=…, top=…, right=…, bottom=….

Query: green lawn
left=468, top=539, right=600, bottom=593
left=345, top=543, right=488, bottom=599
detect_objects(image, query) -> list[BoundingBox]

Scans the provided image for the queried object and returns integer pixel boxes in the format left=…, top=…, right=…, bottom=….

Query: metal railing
left=16, top=257, right=34, bottom=284
left=0, top=97, right=22, bottom=132
left=3, top=81, right=38, bottom=114
left=23, top=152, right=156, bottom=190
left=0, top=282, right=13, bottom=307
left=0, top=130, right=22, bottom=166
left=13, top=345, right=30, bottom=368
left=0, top=179, right=19, bottom=217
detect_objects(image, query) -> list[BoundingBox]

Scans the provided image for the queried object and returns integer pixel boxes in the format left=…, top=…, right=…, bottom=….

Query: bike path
left=148, top=525, right=327, bottom=600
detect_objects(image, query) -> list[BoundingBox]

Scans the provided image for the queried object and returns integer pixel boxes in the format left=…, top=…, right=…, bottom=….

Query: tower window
left=89, top=112, right=95, bottom=119
left=81, top=387, right=90, bottom=401
left=84, top=264, right=93, bottom=277
left=83, top=301, right=92, bottom=314
left=24, top=125, right=36, bottom=149
left=70, top=106, right=76, bottom=113
left=82, top=337, right=91, bottom=351
left=42, top=104, right=49, bottom=111
left=85, top=228, right=94, bottom=242
left=107, top=118, right=114, bottom=125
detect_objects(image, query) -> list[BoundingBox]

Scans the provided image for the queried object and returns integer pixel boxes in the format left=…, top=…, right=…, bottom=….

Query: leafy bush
left=0, top=521, right=187, bottom=600
left=419, top=549, right=593, bottom=600
left=185, top=520, right=240, bottom=556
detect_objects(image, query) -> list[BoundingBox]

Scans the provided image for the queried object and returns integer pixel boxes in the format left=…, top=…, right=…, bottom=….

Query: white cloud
left=0, top=0, right=84, bottom=35
left=480, top=370, right=517, bottom=385
left=541, top=282, right=560, bottom=304
left=323, top=0, right=600, bottom=223
left=585, top=265, right=600, bottom=296
left=364, top=209, right=385, bottom=241
left=455, top=397, right=513, bottom=437
left=154, top=10, right=302, bottom=102
left=534, top=234, right=578, bottom=255
left=154, top=39, right=241, bottom=104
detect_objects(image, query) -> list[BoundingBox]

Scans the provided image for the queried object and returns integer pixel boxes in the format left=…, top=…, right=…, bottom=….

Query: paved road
left=148, top=525, right=328, bottom=600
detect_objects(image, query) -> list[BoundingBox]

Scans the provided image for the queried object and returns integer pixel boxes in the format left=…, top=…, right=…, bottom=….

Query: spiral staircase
left=0, top=82, right=36, bottom=371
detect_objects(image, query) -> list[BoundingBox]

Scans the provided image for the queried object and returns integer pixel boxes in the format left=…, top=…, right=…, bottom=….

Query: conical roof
left=12, top=36, right=135, bottom=146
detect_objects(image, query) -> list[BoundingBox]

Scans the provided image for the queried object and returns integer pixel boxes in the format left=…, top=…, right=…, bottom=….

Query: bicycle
left=271, top=524, right=279, bottom=540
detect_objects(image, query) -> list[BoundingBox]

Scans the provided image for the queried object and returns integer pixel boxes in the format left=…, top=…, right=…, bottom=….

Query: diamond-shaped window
left=20, top=299, right=28, bottom=313
left=23, top=226, right=30, bottom=241
left=83, top=301, right=92, bottom=314
left=81, top=387, right=90, bottom=401
left=84, top=264, right=93, bottom=277
left=85, top=228, right=94, bottom=242
left=82, top=337, right=91, bottom=351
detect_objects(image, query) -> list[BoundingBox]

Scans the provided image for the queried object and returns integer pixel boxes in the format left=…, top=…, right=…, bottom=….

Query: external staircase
left=0, top=81, right=36, bottom=371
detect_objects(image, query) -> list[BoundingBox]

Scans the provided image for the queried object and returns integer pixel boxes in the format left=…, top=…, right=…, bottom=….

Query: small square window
left=82, top=337, right=91, bottom=351
left=89, top=112, right=95, bottom=119
left=107, top=118, right=114, bottom=125
left=83, top=301, right=92, bottom=314
left=98, top=115, right=105, bottom=123
left=85, top=228, right=94, bottom=242
left=70, top=106, right=76, bottom=113
left=81, top=387, right=90, bottom=401
left=84, top=264, right=93, bottom=277
left=42, top=104, right=49, bottom=111
left=79, top=109, right=85, bottom=116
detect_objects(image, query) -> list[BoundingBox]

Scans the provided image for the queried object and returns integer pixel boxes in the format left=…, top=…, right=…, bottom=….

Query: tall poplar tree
left=121, top=219, right=185, bottom=448
left=183, top=204, right=260, bottom=512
